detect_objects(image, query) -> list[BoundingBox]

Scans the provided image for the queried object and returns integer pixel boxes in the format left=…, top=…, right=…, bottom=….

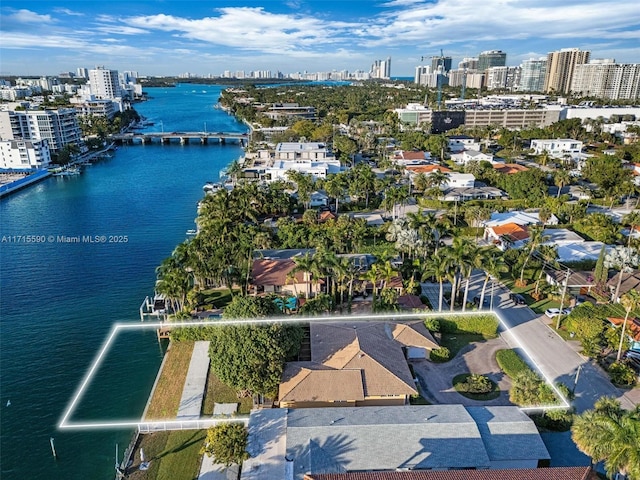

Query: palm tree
left=554, top=169, right=571, bottom=198
left=362, top=264, right=381, bottom=307
left=623, top=211, right=640, bottom=249
left=617, top=290, right=640, bottom=361
left=519, top=224, right=548, bottom=284
left=291, top=254, right=316, bottom=299
left=479, top=248, right=508, bottom=310
left=427, top=170, right=449, bottom=190
left=572, top=397, right=640, bottom=480
left=444, top=237, right=474, bottom=311
left=533, top=244, right=558, bottom=297
left=421, top=251, right=450, bottom=312
left=324, top=173, right=347, bottom=213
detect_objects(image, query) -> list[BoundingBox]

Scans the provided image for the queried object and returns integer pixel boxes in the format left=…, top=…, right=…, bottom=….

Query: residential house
left=493, top=163, right=529, bottom=175
left=447, top=135, right=480, bottom=153
left=530, top=139, right=584, bottom=160
left=484, top=211, right=558, bottom=228
left=484, top=222, right=530, bottom=250
left=278, top=321, right=438, bottom=408
left=607, top=269, right=640, bottom=302
left=249, top=258, right=321, bottom=297
left=303, top=467, right=593, bottom=480
left=392, top=150, right=432, bottom=166
left=607, top=316, right=640, bottom=350
left=555, top=242, right=609, bottom=263
left=545, top=270, right=596, bottom=298
left=441, top=186, right=505, bottom=202
left=259, top=142, right=343, bottom=182
left=240, top=405, right=551, bottom=480
left=452, top=150, right=496, bottom=166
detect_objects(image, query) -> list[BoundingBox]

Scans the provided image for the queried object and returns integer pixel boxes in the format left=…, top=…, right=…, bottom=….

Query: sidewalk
left=177, top=340, right=210, bottom=419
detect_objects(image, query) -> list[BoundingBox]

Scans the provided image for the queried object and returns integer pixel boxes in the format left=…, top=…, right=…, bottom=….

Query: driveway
left=411, top=336, right=514, bottom=406
left=464, top=271, right=637, bottom=412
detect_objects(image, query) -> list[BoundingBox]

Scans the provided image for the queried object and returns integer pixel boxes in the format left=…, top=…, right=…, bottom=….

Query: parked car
left=510, top=293, right=526, bottom=305
left=622, top=350, right=640, bottom=361
left=473, top=295, right=490, bottom=307
left=545, top=307, right=572, bottom=318
left=624, top=356, right=640, bottom=374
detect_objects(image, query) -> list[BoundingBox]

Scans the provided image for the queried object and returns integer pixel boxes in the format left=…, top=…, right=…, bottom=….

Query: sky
left=1, top=0, right=639, bottom=77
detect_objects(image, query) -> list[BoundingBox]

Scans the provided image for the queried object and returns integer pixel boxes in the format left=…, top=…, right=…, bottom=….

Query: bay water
left=0, top=84, right=246, bottom=479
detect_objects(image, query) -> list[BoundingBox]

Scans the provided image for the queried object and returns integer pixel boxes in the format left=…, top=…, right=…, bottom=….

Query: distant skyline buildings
left=544, top=48, right=590, bottom=94
left=519, top=58, right=548, bottom=92
left=1, top=1, right=639, bottom=77
left=477, top=51, right=507, bottom=71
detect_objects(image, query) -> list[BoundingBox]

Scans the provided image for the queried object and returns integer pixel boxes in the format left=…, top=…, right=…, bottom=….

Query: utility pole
left=556, top=268, right=570, bottom=330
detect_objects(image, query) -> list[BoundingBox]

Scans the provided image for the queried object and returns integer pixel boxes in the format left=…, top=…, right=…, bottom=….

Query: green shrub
left=531, top=409, right=574, bottom=432
left=609, top=361, right=636, bottom=386
left=430, top=346, right=451, bottom=363
left=457, top=374, right=493, bottom=394
left=423, top=317, right=440, bottom=332
left=436, top=314, right=498, bottom=336
left=496, top=349, right=531, bottom=378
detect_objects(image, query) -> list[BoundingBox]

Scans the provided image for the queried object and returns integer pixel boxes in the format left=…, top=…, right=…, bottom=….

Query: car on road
left=509, top=293, right=526, bottom=305
left=544, top=307, right=571, bottom=318
left=473, top=295, right=490, bottom=307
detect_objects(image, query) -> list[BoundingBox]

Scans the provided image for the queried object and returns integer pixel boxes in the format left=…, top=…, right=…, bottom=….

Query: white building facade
left=88, top=66, right=122, bottom=100
left=0, top=108, right=83, bottom=153
left=530, top=139, right=583, bottom=158
left=0, top=139, right=51, bottom=170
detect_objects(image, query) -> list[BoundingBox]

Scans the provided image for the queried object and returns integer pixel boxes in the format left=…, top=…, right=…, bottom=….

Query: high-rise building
left=88, top=66, right=122, bottom=99
left=414, top=65, right=431, bottom=86
left=0, top=109, right=83, bottom=153
left=544, top=48, right=590, bottom=94
left=519, top=58, right=547, bottom=92
left=571, top=60, right=640, bottom=100
left=458, top=58, right=478, bottom=70
left=371, top=57, right=391, bottom=79
left=431, top=56, right=452, bottom=73
left=478, top=50, right=507, bottom=71
left=486, top=66, right=521, bottom=91
left=76, top=67, right=89, bottom=79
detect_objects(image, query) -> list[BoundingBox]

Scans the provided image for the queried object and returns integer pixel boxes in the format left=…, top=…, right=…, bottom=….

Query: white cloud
left=54, top=8, right=84, bottom=17
left=4, top=8, right=54, bottom=24
left=95, top=25, right=149, bottom=35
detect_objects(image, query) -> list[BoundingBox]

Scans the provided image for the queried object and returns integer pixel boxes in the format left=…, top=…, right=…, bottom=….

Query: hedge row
left=496, top=349, right=531, bottom=378
left=436, top=314, right=499, bottom=336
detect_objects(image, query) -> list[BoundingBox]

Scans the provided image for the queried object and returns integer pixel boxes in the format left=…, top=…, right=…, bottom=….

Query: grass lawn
left=452, top=373, right=500, bottom=401
left=127, top=430, right=207, bottom=480
left=201, top=368, right=253, bottom=416
left=503, top=279, right=562, bottom=314
left=145, top=341, right=194, bottom=420
left=440, top=333, right=494, bottom=359
left=198, top=288, right=241, bottom=310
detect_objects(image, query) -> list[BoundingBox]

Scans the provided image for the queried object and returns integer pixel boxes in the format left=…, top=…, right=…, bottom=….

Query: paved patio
left=177, top=341, right=210, bottom=419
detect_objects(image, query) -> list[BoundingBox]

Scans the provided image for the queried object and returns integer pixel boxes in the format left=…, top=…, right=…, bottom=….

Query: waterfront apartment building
left=0, top=139, right=51, bottom=170
left=88, top=66, right=122, bottom=100
left=477, top=50, right=507, bottom=71
left=0, top=108, right=83, bottom=153
left=519, top=58, right=547, bottom=92
left=570, top=60, right=640, bottom=100
left=544, top=48, right=590, bottom=94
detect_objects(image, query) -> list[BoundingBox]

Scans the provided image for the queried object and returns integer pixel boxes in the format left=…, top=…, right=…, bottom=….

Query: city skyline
left=1, top=0, right=639, bottom=77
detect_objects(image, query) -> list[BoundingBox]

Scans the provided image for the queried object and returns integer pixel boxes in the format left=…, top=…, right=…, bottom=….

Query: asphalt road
left=465, top=272, right=637, bottom=412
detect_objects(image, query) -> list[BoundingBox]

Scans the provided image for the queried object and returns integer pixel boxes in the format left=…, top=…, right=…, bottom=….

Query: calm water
left=0, top=84, right=246, bottom=479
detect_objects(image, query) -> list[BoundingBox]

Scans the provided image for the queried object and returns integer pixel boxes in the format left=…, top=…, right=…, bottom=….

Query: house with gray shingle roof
left=240, top=406, right=551, bottom=480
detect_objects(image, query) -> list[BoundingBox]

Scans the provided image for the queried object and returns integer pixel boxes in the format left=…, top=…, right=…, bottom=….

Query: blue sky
left=1, top=0, right=639, bottom=77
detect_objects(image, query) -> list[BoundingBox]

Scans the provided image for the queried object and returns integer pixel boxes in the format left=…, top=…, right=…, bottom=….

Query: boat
left=52, top=167, right=81, bottom=176
left=203, top=181, right=223, bottom=193
left=186, top=229, right=197, bottom=236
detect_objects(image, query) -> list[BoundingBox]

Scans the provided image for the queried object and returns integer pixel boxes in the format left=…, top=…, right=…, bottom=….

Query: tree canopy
left=201, top=423, right=250, bottom=467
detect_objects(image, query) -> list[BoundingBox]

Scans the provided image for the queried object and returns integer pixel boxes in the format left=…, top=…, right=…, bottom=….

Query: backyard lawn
left=144, top=341, right=194, bottom=420
left=202, top=367, right=253, bottom=415
left=126, top=430, right=207, bottom=480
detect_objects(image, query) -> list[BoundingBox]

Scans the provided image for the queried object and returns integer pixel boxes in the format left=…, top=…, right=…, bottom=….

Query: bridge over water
left=110, top=131, right=250, bottom=146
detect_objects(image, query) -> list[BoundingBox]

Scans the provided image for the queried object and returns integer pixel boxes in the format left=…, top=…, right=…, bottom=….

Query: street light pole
left=556, top=268, right=570, bottom=330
